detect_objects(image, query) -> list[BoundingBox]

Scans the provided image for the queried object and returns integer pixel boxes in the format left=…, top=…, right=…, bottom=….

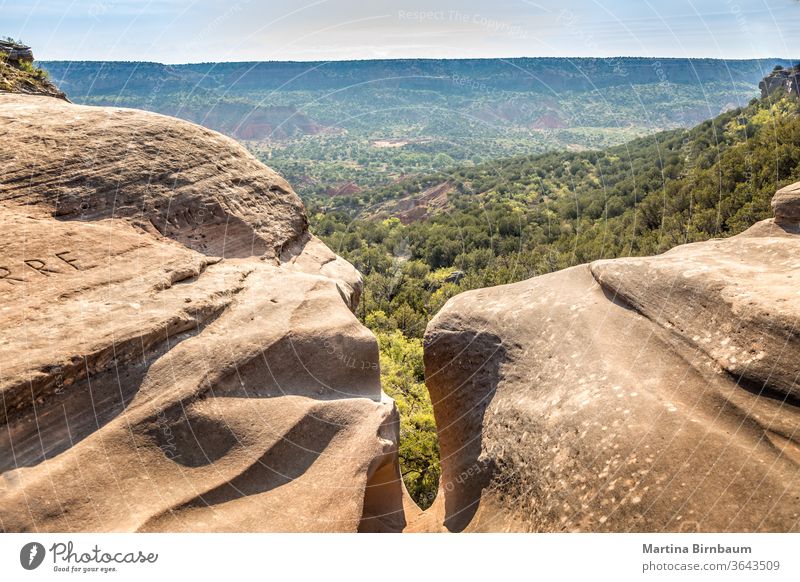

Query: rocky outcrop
left=773, top=181, right=800, bottom=224
left=371, top=182, right=454, bottom=225
left=0, top=94, right=404, bottom=532
left=759, top=65, right=800, bottom=99
left=0, top=43, right=66, bottom=99
left=419, top=185, right=800, bottom=532
left=0, top=41, right=33, bottom=64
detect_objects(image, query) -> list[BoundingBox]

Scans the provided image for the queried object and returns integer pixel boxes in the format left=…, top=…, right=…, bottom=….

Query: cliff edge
left=759, top=64, right=800, bottom=99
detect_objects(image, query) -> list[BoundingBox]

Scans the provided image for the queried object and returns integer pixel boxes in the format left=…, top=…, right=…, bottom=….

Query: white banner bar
left=2, top=533, right=798, bottom=581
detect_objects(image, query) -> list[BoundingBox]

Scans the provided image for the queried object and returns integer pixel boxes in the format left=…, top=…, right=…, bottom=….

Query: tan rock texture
left=420, top=187, right=800, bottom=533
left=0, top=94, right=404, bottom=532
left=773, top=181, right=800, bottom=224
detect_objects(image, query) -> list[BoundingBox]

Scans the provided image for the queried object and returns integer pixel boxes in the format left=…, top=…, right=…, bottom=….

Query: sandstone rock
left=0, top=41, right=33, bottom=64
left=0, top=44, right=65, bottom=100
left=759, top=65, right=800, bottom=99
left=772, top=181, right=800, bottom=224
left=0, top=94, right=404, bottom=532
left=0, top=94, right=306, bottom=260
left=419, top=199, right=800, bottom=533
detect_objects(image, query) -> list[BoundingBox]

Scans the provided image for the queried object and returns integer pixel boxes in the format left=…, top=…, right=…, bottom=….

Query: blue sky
left=3, top=0, right=799, bottom=62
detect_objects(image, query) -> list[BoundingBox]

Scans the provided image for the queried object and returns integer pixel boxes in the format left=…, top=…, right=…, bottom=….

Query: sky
left=2, top=0, right=799, bottom=63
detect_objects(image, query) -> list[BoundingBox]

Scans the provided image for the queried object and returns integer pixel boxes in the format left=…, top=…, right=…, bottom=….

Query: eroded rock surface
left=419, top=186, right=800, bottom=533
left=0, top=94, right=403, bottom=532
left=773, top=181, right=800, bottom=224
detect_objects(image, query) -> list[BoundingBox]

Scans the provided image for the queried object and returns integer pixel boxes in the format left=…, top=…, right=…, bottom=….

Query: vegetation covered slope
left=310, top=91, right=800, bottom=506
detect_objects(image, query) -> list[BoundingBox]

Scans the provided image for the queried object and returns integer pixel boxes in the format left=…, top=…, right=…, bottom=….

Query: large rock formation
left=419, top=187, right=800, bottom=532
left=0, top=40, right=33, bottom=64
left=1, top=43, right=66, bottom=100
left=759, top=65, right=800, bottom=99
left=0, top=94, right=404, bottom=532
left=773, top=181, right=800, bottom=224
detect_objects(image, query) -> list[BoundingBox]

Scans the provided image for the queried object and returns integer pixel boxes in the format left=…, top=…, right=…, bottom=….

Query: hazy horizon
left=35, top=55, right=800, bottom=65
